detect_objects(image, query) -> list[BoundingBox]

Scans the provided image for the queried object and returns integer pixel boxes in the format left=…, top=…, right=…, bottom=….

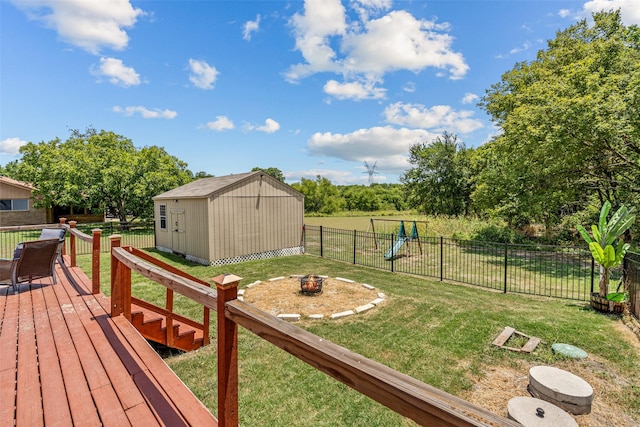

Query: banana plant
left=577, top=201, right=636, bottom=298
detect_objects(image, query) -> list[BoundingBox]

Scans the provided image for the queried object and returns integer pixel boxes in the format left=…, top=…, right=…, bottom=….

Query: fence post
left=353, top=229, right=357, bottom=264
left=391, top=233, right=395, bottom=273
left=69, top=221, right=77, bottom=267
left=91, top=229, right=102, bottom=294
left=302, top=224, right=306, bottom=254
left=320, top=226, right=324, bottom=258
left=590, top=258, right=595, bottom=294
left=59, top=217, right=67, bottom=257
left=440, top=236, right=444, bottom=282
left=503, top=242, right=508, bottom=293
left=110, top=235, right=131, bottom=319
left=213, top=273, right=242, bottom=427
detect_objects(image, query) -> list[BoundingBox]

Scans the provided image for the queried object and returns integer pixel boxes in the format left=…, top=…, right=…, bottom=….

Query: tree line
left=2, top=11, right=637, bottom=241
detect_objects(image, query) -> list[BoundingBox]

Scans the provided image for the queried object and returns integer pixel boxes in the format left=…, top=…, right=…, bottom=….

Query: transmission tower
left=363, top=161, right=379, bottom=185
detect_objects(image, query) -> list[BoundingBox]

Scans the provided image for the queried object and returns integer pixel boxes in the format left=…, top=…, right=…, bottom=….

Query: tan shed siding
left=209, top=175, right=303, bottom=261
left=155, top=198, right=211, bottom=261
left=180, top=198, right=210, bottom=261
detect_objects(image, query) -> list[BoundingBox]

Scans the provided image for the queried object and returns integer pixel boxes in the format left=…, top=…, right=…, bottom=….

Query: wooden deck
left=0, top=257, right=218, bottom=427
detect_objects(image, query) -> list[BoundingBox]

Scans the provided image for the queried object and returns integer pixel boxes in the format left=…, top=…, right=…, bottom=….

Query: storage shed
left=152, top=171, right=304, bottom=265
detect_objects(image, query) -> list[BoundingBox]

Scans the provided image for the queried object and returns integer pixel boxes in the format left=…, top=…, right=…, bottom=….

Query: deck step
left=130, top=306, right=206, bottom=352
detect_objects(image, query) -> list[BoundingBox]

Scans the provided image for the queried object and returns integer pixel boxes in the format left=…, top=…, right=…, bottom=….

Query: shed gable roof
left=153, top=171, right=302, bottom=200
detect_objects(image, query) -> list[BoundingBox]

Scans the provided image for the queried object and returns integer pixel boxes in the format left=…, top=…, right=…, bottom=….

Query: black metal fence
left=304, top=225, right=599, bottom=301
left=0, top=221, right=155, bottom=259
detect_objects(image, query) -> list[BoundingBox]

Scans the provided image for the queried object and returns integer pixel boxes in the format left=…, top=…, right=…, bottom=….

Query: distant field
left=303, top=215, right=493, bottom=238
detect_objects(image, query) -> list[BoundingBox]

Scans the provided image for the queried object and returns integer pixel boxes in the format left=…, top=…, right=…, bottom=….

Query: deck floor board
left=0, top=257, right=217, bottom=426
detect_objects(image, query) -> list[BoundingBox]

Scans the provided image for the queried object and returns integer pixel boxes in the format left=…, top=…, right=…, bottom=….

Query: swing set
left=367, top=218, right=426, bottom=260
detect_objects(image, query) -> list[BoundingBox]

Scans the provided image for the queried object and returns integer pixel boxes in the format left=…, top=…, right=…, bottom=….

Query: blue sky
left=1, top=0, right=638, bottom=185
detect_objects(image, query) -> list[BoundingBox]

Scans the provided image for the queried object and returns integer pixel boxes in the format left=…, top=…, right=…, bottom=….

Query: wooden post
left=69, top=221, right=77, bottom=267
left=59, top=217, right=67, bottom=256
left=166, top=289, right=175, bottom=347
left=91, top=229, right=102, bottom=294
left=110, top=235, right=131, bottom=318
left=213, top=273, right=242, bottom=427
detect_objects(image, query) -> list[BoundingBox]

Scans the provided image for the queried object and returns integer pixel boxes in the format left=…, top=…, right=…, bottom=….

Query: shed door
left=171, top=210, right=186, bottom=255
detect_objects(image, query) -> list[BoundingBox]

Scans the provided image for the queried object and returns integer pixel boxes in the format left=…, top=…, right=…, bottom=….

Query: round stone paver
left=551, top=343, right=588, bottom=359
left=508, top=397, right=578, bottom=427
left=528, top=366, right=593, bottom=415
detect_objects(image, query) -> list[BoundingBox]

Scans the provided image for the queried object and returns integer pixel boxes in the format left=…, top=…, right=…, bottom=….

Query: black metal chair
left=0, top=239, right=60, bottom=293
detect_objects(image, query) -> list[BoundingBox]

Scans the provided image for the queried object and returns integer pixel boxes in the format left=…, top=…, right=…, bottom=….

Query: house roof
left=0, top=176, right=36, bottom=191
left=153, top=171, right=298, bottom=200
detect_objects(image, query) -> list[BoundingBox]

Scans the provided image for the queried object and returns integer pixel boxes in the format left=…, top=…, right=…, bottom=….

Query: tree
left=341, top=186, right=381, bottom=211
left=193, top=171, right=214, bottom=179
left=401, top=132, right=472, bottom=215
left=6, top=128, right=193, bottom=223
left=479, top=10, right=640, bottom=227
left=577, top=201, right=635, bottom=298
left=251, top=167, right=285, bottom=182
left=291, top=175, right=343, bottom=214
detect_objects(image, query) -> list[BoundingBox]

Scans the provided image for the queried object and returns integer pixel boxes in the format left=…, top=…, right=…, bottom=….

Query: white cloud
left=559, top=9, right=571, bottom=18
left=11, top=0, right=144, bottom=54
left=188, top=59, right=219, bottom=90
left=383, top=102, right=484, bottom=134
left=256, top=118, right=281, bottom=133
left=323, top=79, right=386, bottom=100
left=0, top=137, right=28, bottom=155
left=351, top=0, right=392, bottom=21
left=509, top=41, right=532, bottom=55
left=307, top=126, right=437, bottom=173
left=286, top=0, right=347, bottom=81
left=113, top=106, right=177, bottom=119
left=581, top=0, right=640, bottom=25
left=206, top=116, right=235, bottom=131
left=287, top=2, right=468, bottom=86
left=461, top=92, right=479, bottom=104
left=91, top=57, right=140, bottom=87
left=403, top=81, right=416, bottom=93
left=243, top=14, right=261, bottom=41
left=342, top=11, right=467, bottom=78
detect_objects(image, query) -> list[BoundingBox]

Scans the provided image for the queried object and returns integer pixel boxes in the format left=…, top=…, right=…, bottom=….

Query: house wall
left=209, top=174, right=304, bottom=261
left=0, top=182, right=48, bottom=226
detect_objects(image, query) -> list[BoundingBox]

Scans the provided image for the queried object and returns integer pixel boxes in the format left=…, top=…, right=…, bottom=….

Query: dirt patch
left=241, top=275, right=382, bottom=318
left=462, top=356, right=639, bottom=426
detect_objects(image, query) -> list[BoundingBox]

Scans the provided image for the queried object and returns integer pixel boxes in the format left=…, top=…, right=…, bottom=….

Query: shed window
left=159, top=204, right=167, bottom=230
left=0, top=199, right=29, bottom=211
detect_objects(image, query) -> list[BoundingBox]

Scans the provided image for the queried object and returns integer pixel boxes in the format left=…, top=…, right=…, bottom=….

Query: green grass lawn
left=77, top=251, right=640, bottom=426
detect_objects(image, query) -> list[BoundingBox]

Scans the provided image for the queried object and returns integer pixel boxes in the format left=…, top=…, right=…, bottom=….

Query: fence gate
left=627, top=252, right=640, bottom=320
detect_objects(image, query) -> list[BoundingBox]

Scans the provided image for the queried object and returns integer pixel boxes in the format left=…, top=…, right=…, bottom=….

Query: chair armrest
left=0, top=259, right=13, bottom=283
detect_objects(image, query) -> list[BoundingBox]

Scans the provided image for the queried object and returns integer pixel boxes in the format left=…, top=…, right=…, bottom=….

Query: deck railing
left=109, top=236, right=211, bottom=348
left=66, top=220, right=102, bottom=294
left=109, top=243, right=519, bottom=427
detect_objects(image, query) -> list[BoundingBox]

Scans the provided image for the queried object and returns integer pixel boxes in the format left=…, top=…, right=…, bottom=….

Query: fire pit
left=299, top=274, right=324, bottom=295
